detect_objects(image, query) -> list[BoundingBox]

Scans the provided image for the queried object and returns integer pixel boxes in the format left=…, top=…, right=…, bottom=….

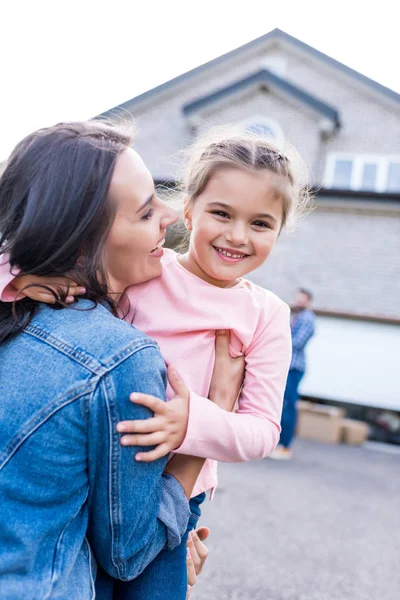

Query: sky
left=1, top=0, right=399, bottom=160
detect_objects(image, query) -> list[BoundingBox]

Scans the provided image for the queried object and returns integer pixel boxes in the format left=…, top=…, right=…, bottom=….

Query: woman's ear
left=183, top=202, right=193, bottom=231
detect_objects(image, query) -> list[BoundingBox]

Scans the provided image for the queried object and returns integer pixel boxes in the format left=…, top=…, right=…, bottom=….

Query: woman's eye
left=141, top=208, right=154, bottom=221
left=211, top=210, right=230, bottom=218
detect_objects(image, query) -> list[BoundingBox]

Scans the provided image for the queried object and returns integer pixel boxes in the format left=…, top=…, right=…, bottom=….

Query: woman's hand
left=186, top=527, right=210, bottom=598
left=116, top=364, right=189, bottom=461
left=12, top=274, right=85, bottom=304
left=208, top=330, right=245, bottom=412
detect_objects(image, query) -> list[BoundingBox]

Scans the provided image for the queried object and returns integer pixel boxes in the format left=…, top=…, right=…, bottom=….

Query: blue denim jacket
left=0, top=300, right=190, bottom=599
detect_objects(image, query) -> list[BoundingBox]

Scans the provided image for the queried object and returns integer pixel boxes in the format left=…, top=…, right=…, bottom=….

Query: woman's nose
left=159, top=200, right=179, bottom=229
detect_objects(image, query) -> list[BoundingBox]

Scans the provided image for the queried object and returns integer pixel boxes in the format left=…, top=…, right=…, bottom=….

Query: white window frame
left=324, top=153, right=400, bottom=192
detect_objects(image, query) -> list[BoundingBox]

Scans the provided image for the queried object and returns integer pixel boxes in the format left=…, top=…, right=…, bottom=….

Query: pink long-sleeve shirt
left=0, top=249, right=291, bottom=497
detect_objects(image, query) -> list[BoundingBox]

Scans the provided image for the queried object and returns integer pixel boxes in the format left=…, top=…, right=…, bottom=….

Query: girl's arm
left=117, top=331, right=245, bottom=459
left=0, top=258, right=84, bottom=303
left=176, top=304, right=291, bottom=462
left=120, top=305, right=291, bottom=463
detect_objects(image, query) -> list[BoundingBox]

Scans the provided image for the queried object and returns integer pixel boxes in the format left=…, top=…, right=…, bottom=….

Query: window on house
left=332, top=159, right=353, bottom=189
left=387, top=161, right=400, bottom=192
left=360, top=162, right=378, bottom=191
left=246, top=122, right=276, bottom=138
left=243, top=117, right=284, bottom=148
left=325, top=155, right=400, bottom=193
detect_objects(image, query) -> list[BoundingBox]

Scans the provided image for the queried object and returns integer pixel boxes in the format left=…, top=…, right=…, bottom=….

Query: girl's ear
left=183, top=202, right=193, bottom=231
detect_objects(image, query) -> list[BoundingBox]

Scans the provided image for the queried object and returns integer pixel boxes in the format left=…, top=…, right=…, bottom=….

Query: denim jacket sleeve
left=86, top=343, right=190, bottom=581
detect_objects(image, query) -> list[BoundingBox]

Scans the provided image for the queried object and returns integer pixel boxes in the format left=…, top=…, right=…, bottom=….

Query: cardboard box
left=298, top=400, right=314, bottom=412
left=341, top=418, right=369, bottom=445
left=297, top=402, right=345, bottom=444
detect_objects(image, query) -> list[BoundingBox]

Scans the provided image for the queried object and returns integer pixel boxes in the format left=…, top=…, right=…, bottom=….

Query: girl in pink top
left=0, top=126, right=311, bottom=599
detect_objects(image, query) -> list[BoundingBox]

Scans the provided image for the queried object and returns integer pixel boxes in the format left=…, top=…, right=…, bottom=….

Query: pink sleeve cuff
left=175, top=392, right=216, bottom=457
left=175, top=391, right=280, bottom=462
left=0, top=259, right=21, bottom=301
left=1, top=283, right=22, bottom=302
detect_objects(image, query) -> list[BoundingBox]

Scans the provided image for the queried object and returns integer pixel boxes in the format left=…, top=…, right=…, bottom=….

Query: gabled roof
left=182, top=68, right=341, bottom=129
left=99, top=28, right=400, bottom=117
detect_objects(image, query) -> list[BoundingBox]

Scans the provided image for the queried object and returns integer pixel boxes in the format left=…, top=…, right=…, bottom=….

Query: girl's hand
left=116, top=365, right=189, bottom=461
left=12, top=274, right=85, bottom=304
left=209, top=330, right=245, bottom=412
left=186, top=527, right=210, bottom=598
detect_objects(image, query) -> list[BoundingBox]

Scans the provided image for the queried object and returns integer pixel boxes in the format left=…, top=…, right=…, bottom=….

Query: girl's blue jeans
left=95, top=492, right=206, bottom=600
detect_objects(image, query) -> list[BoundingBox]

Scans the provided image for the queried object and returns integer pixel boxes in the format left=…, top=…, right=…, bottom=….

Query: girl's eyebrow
left=254, top=213, right=277, bottom=222
left=207, top=201, right=231, bottom=210
left=136, top=193, right=154, bottom=213
left=207, top=201, right=277, bottom=222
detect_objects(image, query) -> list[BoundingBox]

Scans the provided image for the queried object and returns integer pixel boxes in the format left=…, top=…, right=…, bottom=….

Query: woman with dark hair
left=0, top=121, right=239, bottom=599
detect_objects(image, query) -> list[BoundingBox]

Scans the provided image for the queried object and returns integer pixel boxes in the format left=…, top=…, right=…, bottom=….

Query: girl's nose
left=227, top=222, right=248, bottom=245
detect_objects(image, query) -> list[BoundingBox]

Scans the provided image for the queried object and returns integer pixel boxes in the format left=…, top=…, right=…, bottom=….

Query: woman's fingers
left=195, top=526, right=210, bottom=542
left=214, top=329, right=231, bottom=369
left=191, top=530, right=209, bottom=562
left=35, top=292, right=57, bottom=304
left=209, top=329, right=245, bottom=410
left=23, top=285, right=85, bottom=304
left=187, top=532, right=202, bottom=572
left=39, top=277, right=79, bottom=287
left=214, top=330, right=230, bottom=365
left=40, top=292, right=77, bottom=304
left=120, top=431, right=166, bottom=447
left=65, top=287, right=86, bottom=298
left=134, top=442, right=170, bottom=462
left=186, top=547, right=197, bottom=587
left=186, top=527, right=210, bottom=595
left=116, top=416, right=163, bottom=434
left=130, top=393, right=168, bottom=415
left=40, top=277, right=80, bottom=289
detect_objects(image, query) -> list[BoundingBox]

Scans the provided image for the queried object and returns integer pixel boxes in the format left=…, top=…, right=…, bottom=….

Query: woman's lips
left=149, top=247, right=164, bottom=258
left=149, top=237, right=166, bottom=258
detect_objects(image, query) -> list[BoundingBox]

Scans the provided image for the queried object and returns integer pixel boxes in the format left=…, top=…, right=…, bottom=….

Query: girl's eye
left=252, top=220, right=271, bottom=229
left=211, top=210, right=230, bottom=219
left=141, top=208, right=154, bottom=221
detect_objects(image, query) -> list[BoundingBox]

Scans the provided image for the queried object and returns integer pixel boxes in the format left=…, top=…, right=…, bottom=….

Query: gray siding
left=247, top=201, right=400, bottom=318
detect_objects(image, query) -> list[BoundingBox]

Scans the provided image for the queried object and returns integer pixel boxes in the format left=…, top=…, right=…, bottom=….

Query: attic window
left=247, top=122, right=276, bottom=137
left=243, top=117, right=284, bottom=147
left=324, top=154, right=400, bottom=193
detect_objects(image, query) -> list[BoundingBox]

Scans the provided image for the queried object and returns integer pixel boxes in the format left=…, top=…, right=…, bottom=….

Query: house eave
left=182, top=68, right=341, bottom=130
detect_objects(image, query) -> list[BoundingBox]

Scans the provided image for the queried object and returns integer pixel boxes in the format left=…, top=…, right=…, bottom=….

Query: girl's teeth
left=216, top=247, right=246, bottom=258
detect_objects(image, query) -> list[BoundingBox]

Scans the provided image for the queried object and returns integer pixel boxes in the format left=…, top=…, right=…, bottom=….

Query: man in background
left=270, top=288, right=315, bottom=460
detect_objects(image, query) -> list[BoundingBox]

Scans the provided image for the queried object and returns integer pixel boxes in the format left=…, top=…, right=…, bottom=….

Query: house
left=99, top=28, right=400, bottom=416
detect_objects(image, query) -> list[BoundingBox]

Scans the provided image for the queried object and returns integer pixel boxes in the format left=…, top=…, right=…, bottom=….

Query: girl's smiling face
left=181, top=167, right=283, bottom=288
